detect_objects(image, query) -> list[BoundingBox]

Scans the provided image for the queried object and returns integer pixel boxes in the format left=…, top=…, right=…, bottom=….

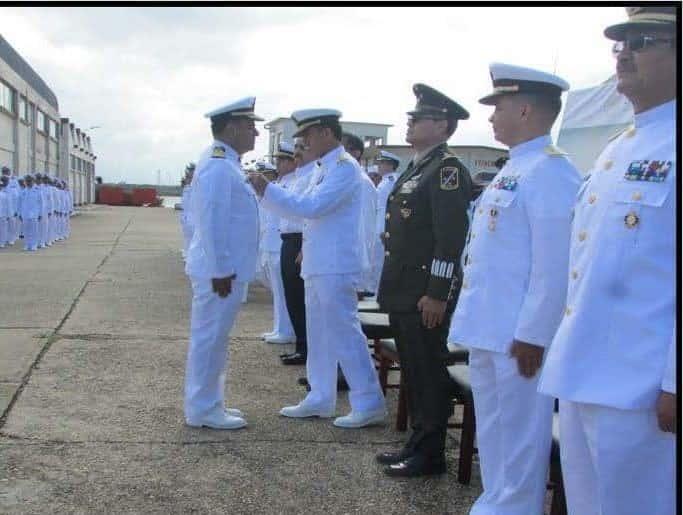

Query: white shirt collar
left=634, top=100, right=676, bottom=129
left=509, top=134, right=552, bottom=160
left=318, top=145, right=345, bottom=168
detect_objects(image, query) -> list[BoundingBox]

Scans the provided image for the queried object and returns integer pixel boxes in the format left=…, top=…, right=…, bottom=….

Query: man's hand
left=211, top=274, right=237, bottom=298
left=247, top=172, right=269, bottom=196
left=417, top=296, right=447, bottom=329
left=295, top=251, right=303, bottom=266
left=656, top=390, right=676, bottom=433
left=509, top=340, right=545, bottom=378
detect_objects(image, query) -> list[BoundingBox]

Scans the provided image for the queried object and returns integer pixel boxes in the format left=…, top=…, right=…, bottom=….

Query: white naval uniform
left=358, top=172, right=377, bottom=294
left=37, top=185, right=47, bottom=247
left=0, top=188, right=9, bottom=247
left=19, top=185, right=42, bottom=251
left=449, top=135, right=581, bottom=515
left=184, top=141, right=259, bottom=421
left=372, top=171, right=399, bottom=293
left=7, top=178, right=20, bottom=243
left=65, top=189, right=73, bottom=238
left=538, top=101, right=676, bottom=515
left=180, top=184, right=194, bottom=258
left=262, top=145, right=385, bottom=414
left=259, top=176, right=295, bottom=339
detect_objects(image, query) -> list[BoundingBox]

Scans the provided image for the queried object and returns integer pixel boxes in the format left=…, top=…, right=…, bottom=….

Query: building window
left=36, top=110, right=46, bottom=133
left=49, top=119, right=58, bottom=140
left=19, top=96, right=28, bottom=122
left=0, top=81, right=15, bottom=114
left=70, top=155, right=75, bottom=170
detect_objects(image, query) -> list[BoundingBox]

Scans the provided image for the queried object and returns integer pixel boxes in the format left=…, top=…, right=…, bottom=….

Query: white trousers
left=559, top=400, right=675, bottom=515
left=469, top=348, right=554, bottom=515
left=10, top=215, right=19, bottom=242
left=39, top=216, right=48, bottom=246
left=0, top=218, right=8, bottom=246
left=302, top=274, right=385, bottom=413
left=22, top=219, right=39, bottom=250
left=184, top=277, right=246, bottom=421
left=265, top=251, right=294, bottom=337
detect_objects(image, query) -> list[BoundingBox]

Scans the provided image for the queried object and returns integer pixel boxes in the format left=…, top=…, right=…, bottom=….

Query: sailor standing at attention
left=372, top=150, right=401, bottom=295
left=539, top=7, right=677, bottom=515
left=448, top=64, right=580, bottom=514
left=19, top=174, right=42, bottom=251
left=184, top=97, right=261, bottom=430
left=248, top=109, right=386, bottom=428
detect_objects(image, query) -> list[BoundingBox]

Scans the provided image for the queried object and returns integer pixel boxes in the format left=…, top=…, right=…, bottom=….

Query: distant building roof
left=265, top=117, right=392, bottom=128
left=0, top=34, right=58, bottom=111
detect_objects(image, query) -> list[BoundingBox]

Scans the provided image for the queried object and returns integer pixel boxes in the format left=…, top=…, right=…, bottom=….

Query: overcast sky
left=2, top=5, right=625, bottom=184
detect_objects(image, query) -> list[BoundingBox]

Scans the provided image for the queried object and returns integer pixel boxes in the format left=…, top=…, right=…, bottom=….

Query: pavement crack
left=0, top=216, right=135, bottom=430
left=0, top=432, right=405, bottom=447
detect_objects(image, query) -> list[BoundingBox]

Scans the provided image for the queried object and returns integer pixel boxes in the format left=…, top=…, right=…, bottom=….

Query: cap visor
left=604, top=21, right=674, bottom=41
left=478, top=92, right=504, bottom=106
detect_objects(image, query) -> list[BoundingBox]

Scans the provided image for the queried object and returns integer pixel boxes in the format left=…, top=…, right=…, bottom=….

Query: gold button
left=385, top=250, right=390, bottom=256
left=632, top=191, right=642, bottom=201
left=626, top=127, right=636, bottom=138
left=571, top=270, right=578, bottom=280
left=565, top=306, right=572, bottom=316
left=588, top=194, right=596, bottom=204
left=389, top=195, right=394, bottom=201
left=421, top=265, right=427, bottom=270
left=385, top=213, right=390, bottom=220
left=402, top=200, right=407, bottom=205
left=384, top=232, right=390, bottom=239
left=603, top=160, right=613, bottom=170
left=578, top=231, right=587, bottom=242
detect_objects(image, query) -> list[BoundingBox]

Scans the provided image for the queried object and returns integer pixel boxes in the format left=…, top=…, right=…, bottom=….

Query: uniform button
left=389, top=195, right=394, bottom=201
left=565, top=306, right=572, bottom=316
left=384, top=232, right=390, bottom=239
left=571, top=270, right=578, bottom=280
left=385, top=213, right=390, bottom=220
left=421, top=265, right=427, bottom=270
left=588, top=194, right=597, bottom=204
left=632, top=191, right=642, bottom=201
left=385, top=250, right=390, bottom=256
left=578, top=231, right=587, bottom=242
left=402, top=200, right=407, bottom=205
left=626, top=127, right=636, bottom=137
left=603, top=160, right=613, bottom=170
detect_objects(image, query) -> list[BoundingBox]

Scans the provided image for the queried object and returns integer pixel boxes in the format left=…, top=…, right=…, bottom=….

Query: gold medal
left=400, top=208, right=412, bottom=219
left=624, top=211, right=639, bottom=228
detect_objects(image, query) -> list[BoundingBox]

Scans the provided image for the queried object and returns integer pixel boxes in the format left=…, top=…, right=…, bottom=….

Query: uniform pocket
left=609, top=181, right=671, bottom=246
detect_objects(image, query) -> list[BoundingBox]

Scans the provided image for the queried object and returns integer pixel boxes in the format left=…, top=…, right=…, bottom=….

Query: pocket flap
left=612, top=182, right=670, bottom=207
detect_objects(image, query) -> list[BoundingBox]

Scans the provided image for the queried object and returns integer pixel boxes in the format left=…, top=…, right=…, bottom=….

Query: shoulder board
left=211, top=146, right=226, bottom=159
left=608, top=124, right=633, bottom=142
left=441, top=154, right=464, bottom=166
left=337, top=153, right=351, bottom=164
left=544, top=144, right=568, bottom=156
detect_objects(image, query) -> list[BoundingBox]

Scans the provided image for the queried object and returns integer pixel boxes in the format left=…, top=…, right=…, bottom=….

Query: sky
left=1, top=5, right=626, bottom=185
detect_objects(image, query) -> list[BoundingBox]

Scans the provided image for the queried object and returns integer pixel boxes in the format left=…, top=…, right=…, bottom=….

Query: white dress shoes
left=186, top=409, right=247, bottom=430
left=279, top=403, right=335, bottom=419
left=261, top=331, right=276, bottom=340
left=265, top=333, right=295, bottom=344
left=333, top=409, right=387, bottom=428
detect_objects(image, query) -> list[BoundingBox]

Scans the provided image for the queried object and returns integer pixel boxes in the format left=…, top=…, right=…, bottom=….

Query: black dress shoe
left=280, top=352, right=296, bottom=359
left=297, top=377, right=349, bottom=392
left=384, top=455, right=446, bottom=478
left=376, top=448, right=414, bottom=465
left=281, top=352, right=306, bottom=365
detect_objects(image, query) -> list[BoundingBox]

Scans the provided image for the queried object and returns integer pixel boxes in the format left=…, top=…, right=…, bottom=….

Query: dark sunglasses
left=612, top=35, right=675, bottom=54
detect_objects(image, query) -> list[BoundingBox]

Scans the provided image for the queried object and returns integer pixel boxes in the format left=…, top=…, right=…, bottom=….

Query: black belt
left=281, top=232, right=302, bottom=241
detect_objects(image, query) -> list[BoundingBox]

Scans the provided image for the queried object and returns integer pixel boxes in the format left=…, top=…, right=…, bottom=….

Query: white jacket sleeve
left=195, top=163, right=234, bottom=278
left=662, top=325, right=676, bottom=394
left=261, top=163, right=359, bottom=220
left=513, top=167, right=579, bottom=348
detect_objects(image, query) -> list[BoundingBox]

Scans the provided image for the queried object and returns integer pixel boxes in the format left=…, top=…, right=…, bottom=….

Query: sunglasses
left=612, top=35, right=675, bottom=54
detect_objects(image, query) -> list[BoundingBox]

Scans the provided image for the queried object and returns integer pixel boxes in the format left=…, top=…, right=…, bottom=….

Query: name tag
left=625, top=160, right=671, bottom=182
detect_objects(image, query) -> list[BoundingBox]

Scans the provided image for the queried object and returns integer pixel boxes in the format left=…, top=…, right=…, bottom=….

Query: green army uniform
left=377, top=84, right=472, bottom=475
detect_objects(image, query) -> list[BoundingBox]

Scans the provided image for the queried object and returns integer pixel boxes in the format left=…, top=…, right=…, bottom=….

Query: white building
left=0, top=34, right=95, bottom=204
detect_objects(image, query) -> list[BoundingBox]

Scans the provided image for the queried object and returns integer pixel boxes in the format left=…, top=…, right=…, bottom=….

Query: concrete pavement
left=0, top=205, right=483, bottom=514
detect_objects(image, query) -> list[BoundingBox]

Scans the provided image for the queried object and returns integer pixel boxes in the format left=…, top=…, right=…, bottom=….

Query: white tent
left=557, top=75, right=633, bottom=174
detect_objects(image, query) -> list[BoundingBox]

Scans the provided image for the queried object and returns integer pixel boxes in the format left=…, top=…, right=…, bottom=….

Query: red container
left=97, top=186, right=126, bottom=205
left=131, top=188, right=158, bottom=206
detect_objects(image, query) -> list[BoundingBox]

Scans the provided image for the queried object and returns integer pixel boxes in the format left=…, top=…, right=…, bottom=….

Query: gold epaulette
left=337, top=153, right=350, bottom=164
left=211, top=146, right=226, bottom=159
left=544, top=144, right=568, bottom=156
